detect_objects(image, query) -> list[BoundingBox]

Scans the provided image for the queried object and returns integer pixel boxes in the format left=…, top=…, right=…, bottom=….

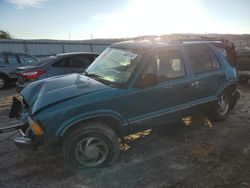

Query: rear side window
left=0, top=55, right=5, bottom=65
left=144, top=50, right=185, bottom=82
left=70, top=56, right=91, bottom=68
left=19, top=54, right=37, bottom=65
left=52, top=58, right=70, bottom=67
left=187, top=45, right=220, bottom=74
left=7, top=55, right=19, bottom=65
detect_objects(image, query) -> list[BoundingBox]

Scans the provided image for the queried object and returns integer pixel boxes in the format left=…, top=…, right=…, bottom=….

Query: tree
left=0, top=30, right=12, bottom=39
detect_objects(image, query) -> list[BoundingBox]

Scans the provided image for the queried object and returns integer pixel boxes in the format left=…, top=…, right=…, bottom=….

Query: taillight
left=20, top=70, right=46, bottom=80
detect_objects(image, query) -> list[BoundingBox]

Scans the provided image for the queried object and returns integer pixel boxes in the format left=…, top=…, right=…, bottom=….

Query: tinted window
left=7, top=55, right=19, bottom=65
left=187, top=45, right=219, bottom=74
left=0, top=55, right=5, bottom=65
left=52, top=58, right=70, bottom=67
left=19, top=54, right=37, bottom=65
left=70, top=56, right=91, bottom=68
left=144, top=50, right=185, bottom=82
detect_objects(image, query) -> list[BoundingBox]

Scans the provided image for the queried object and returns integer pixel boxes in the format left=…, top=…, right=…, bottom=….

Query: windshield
left=86, top=48, right=141, bottom=85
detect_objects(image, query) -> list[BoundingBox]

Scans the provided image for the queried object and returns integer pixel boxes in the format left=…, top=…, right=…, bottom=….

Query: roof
left=56, top=52, right=99, bottom=57
left=111, top=39, right=219, bottom=51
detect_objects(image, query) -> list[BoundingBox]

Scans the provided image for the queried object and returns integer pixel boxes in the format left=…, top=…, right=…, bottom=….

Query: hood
left=21, top=73, right=111, bottom=114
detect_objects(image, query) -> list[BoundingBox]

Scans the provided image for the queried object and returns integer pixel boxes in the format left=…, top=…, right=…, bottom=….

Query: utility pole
left=68, top=30, right=71, bottom=40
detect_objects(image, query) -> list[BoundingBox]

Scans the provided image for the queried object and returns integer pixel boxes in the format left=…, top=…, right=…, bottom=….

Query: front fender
left=55, top=110, right=128, bottom=137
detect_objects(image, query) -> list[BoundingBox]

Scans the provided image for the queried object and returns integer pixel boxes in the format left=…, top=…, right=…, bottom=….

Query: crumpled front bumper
left=5, top=96, right=42, bottom=150
left=14, top=129, right=35, bottom=150
left=0, top=123, right=35, bottom=150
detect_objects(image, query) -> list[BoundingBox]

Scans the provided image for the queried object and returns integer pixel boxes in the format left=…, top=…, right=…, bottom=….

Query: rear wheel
left=0, top=76, right=7, bottom=89
left=63, top=122, right=120, bottom=170
left=213, top=93, right=230, bottom=121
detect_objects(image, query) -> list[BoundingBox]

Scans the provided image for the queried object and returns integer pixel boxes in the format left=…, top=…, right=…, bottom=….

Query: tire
left=239, top=76, right=249, bottom=84
left=213, top=93, right=230, bottom=121
left=62, top=122, right=120, bottom=170
left=0, top=76, right=7, bottom=89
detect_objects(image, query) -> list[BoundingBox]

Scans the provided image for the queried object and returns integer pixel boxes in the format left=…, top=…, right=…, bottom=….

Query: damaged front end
left=0, top=96, right=43, bottom=150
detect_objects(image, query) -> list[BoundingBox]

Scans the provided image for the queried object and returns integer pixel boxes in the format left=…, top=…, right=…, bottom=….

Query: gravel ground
left=0, top=84, right=250, bottom=188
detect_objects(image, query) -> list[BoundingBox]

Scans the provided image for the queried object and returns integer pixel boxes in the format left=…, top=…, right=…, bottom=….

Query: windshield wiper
left=82, top=71, right=112, bottom=85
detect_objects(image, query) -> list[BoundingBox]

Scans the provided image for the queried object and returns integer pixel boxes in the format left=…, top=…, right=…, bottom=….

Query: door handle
left=191, top=81, right=199, bottom=86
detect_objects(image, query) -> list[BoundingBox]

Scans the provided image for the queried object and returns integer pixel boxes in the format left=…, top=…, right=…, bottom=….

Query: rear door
left=6, top=54, right=21, bottom=79
left=185, top=45, right=223, bottom=113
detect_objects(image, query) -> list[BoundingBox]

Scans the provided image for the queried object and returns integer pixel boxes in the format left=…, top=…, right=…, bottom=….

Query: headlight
left=28, top=117, right=44, bottom=136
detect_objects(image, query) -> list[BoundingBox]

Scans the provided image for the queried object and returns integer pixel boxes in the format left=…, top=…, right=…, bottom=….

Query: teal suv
left=10, top=39, right=238, bottom=169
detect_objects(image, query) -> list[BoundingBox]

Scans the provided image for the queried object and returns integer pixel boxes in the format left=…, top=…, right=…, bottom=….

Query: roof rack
left=133, top=34, right=230, bottom=44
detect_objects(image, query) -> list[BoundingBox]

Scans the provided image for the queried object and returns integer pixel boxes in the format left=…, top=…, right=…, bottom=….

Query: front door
left=126, top=48, right=192, bottom=132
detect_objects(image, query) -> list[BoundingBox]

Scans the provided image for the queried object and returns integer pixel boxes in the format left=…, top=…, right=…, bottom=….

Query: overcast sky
left=1, top=0, right=250, bottom=39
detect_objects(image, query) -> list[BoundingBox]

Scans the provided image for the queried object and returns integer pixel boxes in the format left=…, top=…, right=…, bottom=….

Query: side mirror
left=136, top=73, right=159, bottom=88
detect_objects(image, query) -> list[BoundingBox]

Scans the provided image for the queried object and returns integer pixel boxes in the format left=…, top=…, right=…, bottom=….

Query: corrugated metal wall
left=0, top=39, right=114, bottom=57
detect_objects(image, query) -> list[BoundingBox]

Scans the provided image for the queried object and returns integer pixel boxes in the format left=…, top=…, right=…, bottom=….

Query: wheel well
left=222, top=84, right=237, bottom=96
left=61, top=116, right=123, bottom=142
left=0, top=72, right=9, bottom=81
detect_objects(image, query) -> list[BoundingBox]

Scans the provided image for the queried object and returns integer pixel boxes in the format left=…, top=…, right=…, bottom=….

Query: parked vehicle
left=16, top=52, right=99, bottom=92
left=7, top=39, right=238, bottom=170
left=237, top=51, right=250, bottom=84
left=0, top=52, right=38, bottom=89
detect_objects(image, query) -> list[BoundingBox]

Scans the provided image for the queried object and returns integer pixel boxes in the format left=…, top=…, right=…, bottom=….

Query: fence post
left=23, top=40, right=28, bottom=53
left=62, top=43, right=65, bottom=53
left=90, top=42, right=94, bottom=52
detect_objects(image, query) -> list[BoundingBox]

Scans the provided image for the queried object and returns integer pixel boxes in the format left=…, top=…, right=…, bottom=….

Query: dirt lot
left=0, top=84, right=250, bottom=188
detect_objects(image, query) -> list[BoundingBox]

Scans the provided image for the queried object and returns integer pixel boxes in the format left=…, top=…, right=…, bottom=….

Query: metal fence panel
left=0, top=42, right=25, bottom=52
left=64, top=43, right=92, bottom=53
left=0, top=39, right=114, bottom=57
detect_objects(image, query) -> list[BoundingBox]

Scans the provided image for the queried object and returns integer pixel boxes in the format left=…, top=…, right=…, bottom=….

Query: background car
left=236, top=51, right=250, bottom=84
left=0, top=51, right=38, bottom=89
left=16, top=52, right=99, bottom=92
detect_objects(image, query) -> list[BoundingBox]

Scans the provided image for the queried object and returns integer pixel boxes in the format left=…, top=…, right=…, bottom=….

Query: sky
left=0, top=0, right=250, bottom=40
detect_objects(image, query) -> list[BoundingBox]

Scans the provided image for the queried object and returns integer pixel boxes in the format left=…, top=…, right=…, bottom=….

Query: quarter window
left=19, top=54, right=37, bottom=65
left=52, top=58, right=70, bottom=67
left=70, top=56, right=90, bottom=68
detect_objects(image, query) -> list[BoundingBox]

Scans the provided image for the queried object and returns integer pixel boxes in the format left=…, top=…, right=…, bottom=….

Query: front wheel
left=0, top=76, right=7, bottom=89
left=62, top=122, right=120, bottom=170
left=212, top=93, right=230, bottom=121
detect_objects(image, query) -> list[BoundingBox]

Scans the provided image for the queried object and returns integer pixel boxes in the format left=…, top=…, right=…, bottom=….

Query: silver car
left=0, top=52, right=38, bottom=89
left=16, top=52, right=99, bottom=92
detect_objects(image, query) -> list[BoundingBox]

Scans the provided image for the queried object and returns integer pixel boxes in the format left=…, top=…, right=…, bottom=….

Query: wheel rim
left=217, top=94, right=229, bottom=116
left=0, top=78, right=5, bottom=88
left=74, top=136, right=109, bottom=167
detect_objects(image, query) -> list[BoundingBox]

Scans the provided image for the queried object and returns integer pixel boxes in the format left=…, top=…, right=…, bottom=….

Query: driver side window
left=143, top=50, right=186, bottom=83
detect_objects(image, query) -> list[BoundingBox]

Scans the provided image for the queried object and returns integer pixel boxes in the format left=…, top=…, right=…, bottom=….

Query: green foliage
left=0, top=30, right=12, bottom=39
